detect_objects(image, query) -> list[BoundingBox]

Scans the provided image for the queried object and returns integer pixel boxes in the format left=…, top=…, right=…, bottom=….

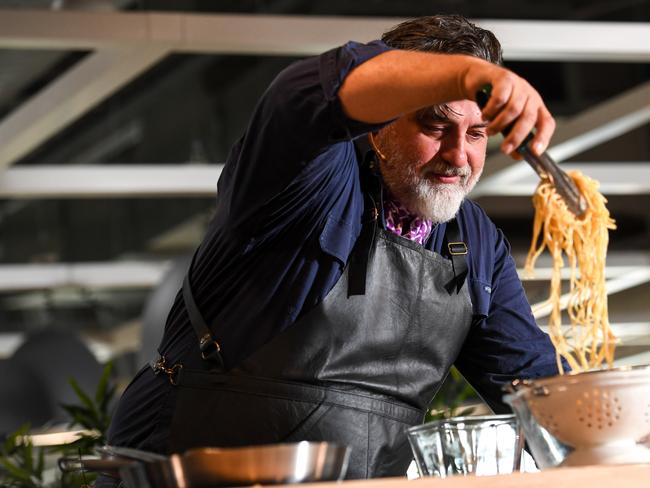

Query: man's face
left=373, top=99, right=488, bottom=224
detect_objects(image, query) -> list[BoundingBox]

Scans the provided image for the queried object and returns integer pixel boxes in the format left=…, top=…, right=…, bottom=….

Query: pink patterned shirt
left=383, top=193, right=433, bottom=245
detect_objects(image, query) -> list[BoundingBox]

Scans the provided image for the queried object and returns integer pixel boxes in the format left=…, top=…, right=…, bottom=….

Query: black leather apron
left=161, top=168, right=474, bottom=479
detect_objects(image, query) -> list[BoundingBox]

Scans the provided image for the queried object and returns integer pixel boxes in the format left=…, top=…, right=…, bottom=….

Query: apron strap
left=182, top=250, right=225, bottom=370
left=347, top=208, right=378, bottom=297
left=348, top=156, right=382, bottom=297
left=443, top=218, right=469, bottom=294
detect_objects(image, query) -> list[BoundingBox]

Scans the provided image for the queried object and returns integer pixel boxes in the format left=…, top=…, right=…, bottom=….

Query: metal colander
left=505, top=366, right=650, bottom=467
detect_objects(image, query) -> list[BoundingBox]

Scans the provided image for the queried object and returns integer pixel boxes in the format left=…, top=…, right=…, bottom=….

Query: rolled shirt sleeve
left=223, top=41, right=394, bottom=230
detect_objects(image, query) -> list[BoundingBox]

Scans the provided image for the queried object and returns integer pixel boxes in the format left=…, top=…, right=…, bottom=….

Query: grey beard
left=410, top=181, right=469, bottom=223
left=381, top=164, right=481, bottom=224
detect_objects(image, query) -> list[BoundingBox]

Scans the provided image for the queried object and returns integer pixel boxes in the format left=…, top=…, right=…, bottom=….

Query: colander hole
left=608, top=422, right=613, bottom=427
left=615, top=415, right=620, bottom=420
left=587, top=423, right=592, bottom=428
left=579, top=417, right=584, bottom=422
left=614, top=397, right=619, bottom=403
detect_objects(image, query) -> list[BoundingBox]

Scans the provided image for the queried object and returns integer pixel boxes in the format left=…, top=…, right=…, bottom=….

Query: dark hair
left=382, top=15, right=503, bottom=65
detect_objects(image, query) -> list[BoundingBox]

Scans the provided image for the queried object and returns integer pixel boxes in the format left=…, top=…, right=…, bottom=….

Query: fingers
left=484, top=77, right=541, bottom=152
left=499, top=98, right=537, bottom=155
left=478, top=72, right=517, bottom=123
left=467, top=65, right=555, bottom=158
left=529, top=105, right=556, bottom=155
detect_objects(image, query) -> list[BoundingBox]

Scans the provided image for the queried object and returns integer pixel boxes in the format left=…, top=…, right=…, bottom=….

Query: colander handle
left=505, top=379, right=533, bottom=393
left=504, top=379, right=550, bottom=396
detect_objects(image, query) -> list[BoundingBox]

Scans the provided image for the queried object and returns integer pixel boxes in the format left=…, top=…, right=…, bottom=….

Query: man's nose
left=439, top=136, right=468, bottom=168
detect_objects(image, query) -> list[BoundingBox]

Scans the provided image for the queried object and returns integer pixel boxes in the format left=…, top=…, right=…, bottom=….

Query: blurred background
left=0, top=0, right=649, bottom=438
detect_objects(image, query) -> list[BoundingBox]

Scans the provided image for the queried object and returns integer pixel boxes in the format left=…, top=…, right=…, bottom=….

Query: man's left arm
left=454, top=227, right=561, bottom=414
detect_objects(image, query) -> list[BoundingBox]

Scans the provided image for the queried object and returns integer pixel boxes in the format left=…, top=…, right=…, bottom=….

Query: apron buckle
left=448, top=241, right=468, bottom=255
left=199, top=334, right=226, bottom=370
left=151, top=355, right=184, bottom=386
left=200, top=334, right=222, bottom=358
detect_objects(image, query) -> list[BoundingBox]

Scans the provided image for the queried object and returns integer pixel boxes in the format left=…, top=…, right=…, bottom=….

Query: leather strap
left=443, top=218, right=469, bottom=294
left=182, top=251, right=225, bottom=370
left=348, top=157, right=382, bottom=297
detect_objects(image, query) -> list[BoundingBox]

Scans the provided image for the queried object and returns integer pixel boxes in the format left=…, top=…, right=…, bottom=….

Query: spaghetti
left=525, top=171, right=616, bottom=373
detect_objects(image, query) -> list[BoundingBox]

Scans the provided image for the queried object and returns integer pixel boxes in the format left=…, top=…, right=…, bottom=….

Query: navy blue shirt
left=160, top=40, right=560, bottom=413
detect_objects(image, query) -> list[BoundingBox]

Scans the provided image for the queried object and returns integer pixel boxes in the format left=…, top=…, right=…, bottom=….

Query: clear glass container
left=407, top=414, right=525, bottom=478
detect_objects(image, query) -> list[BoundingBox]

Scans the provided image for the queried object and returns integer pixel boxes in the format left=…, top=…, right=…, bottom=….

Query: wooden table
left=284, top=464, right=650, bottom=488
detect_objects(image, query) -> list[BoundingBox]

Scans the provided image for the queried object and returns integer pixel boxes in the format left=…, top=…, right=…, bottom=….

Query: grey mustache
left=422, top=165, right=470, bottom=178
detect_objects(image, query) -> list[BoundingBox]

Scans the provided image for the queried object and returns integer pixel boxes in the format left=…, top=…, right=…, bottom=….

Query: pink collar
left=383, top=193, right=433, bottom=245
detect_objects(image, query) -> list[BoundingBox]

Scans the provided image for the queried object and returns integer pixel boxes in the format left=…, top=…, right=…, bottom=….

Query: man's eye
left=422, top=125, right=445, bottom=134
left=468, top=131, right=486, bottom=140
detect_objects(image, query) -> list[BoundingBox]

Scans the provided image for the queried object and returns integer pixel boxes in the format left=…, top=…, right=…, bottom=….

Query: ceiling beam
left=539, top=322, right=650, bottom=346
left=3, top=256, right=648, bottom=292
left=474, top=81, right=650, bottom=195
left=531, top=267, right=650, bottom=319
left=0, top=46, right=169, bottom=170
left=1, top=162, right=647, bottom=198
left=1, top=10, right=649, bottom=61
left=0, top=164, right=223, bottom=198
left=614, top=350, right=650, bottom=367
left=475, top=162, right=650, bottom=197
left=0, top=261, right=170, bottom=292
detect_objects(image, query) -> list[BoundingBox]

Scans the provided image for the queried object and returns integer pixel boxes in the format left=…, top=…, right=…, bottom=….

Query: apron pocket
left=168, top=373, right=324, bottom=452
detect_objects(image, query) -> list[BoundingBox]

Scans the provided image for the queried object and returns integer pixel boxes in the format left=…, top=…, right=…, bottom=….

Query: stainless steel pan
left=59, top=441, right=351, bottom=487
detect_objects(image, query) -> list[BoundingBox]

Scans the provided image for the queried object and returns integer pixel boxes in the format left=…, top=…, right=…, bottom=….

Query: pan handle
left=58, top=455, right=135, bottom=477
left=95, top=445, right=168, bottom=463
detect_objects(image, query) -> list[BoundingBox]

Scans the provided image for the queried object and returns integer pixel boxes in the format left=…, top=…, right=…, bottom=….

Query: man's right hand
left=460, top=57, right=555, bottom=159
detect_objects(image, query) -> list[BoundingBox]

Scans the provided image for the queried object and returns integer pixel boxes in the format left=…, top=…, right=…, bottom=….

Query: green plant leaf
left=95, top=362, right=113, bottom=405
left=68, top=378, right=98, bottom=419
left=36, top=447, right=44, bottom=479
left=0, top=457, right=34, bottom=483
left=21, top=442, right=33, bottom=475
left=99, top=385, right=116, bottom=423
left=3, top=424, right=29, bottom=455
left=60, top=404, right=98, bottom=430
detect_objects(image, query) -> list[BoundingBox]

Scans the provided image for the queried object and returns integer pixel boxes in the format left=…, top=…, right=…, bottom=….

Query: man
left=107, top=15, right=559, bottom=481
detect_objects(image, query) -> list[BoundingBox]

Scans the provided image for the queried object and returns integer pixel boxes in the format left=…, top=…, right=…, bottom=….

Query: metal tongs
left=476, top=86, right=587, bottom=217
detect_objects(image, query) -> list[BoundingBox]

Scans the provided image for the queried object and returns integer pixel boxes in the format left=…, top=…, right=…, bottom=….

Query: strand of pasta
left=524, top=171, right=616, bottom=373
